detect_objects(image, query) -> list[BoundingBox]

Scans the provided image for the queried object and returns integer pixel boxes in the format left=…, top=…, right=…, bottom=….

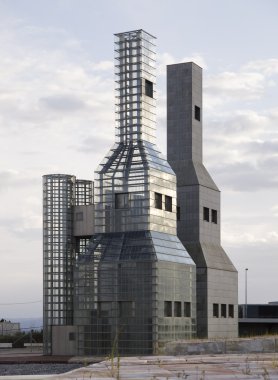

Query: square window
left=76, top=212, right=83, bottom=221
left=221, top=304, right=226, bottom=318
left=184, top=302, right=191, bottom=317
left=164, top=301, right=172, bottom=317
left=195, top=105, right=201, bottom=121
left=212, top=209, right=217, bottom=224
left=203, top=207, right=210, bottom=222
left=115, top=193, right=129, bottom=209
left=145, top=79, right=153, bottom=98
left=165, top=195, right=172, bottom=212
left=213, top=303, right=219, bottom=318
left=177, top=206, right=181, bottom=221
left=119, top=301, right=135, bottom=317
left=174, top=301, right=181, bottom=317
left=229, top=304, right=234, bottom=318
left=155, top=192, right=162, bottom=209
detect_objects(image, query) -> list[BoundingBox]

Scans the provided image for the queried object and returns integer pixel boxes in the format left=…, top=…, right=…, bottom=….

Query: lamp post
left=245, top=268, right=248, bottom=318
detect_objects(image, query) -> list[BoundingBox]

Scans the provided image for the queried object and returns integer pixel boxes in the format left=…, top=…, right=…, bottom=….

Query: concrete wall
left=73, top=204, right=94, bottom=237
left=52, top=325, right=77, bottom=356
left=165, top=336, right=278, bottom=355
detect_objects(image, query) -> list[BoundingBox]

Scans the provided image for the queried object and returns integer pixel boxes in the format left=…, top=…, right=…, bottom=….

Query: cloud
left=157, top=52, right=207, bottom=76
left=40, top=94, right=86, bottom=112
left=204, top=58, right=278, bottom=109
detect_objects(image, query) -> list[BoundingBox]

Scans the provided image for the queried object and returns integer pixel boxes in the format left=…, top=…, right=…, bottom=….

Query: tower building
left=167, top=62, right=238, bottom=338
left=43, top=30, right=197, bottom=356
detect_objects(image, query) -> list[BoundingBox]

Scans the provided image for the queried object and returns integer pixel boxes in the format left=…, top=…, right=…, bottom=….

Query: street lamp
left=245, top=268, right=248, bottom=318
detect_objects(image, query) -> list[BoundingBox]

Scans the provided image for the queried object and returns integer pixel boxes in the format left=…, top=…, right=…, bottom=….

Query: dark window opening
left=98, top=302, right=110, bottom=317
left=174, top=301, right=181, bottom=317
left=69, top=332, right=75, bottom=341
left=177, top=206, right=181, bottom=221
left=229, top=304, right=234, bottom=318
left=212, top=209, right=218, bottom=224
left=164, top=301, right=172, bottom=317
left=145, top=79, right=153, bottom=98
left=155, top=192, right=162, bottom=209
left=195, top=105, right=201, bottom=121
left=165, top=195, right=172, bottom=212
left=203, top=207, right=210, bottom=222
left=115, top=193, right=129, bottom=209
left=119, top=301, right=135, bottom=317
left=221, top=304, right=226, bottom=318
left=76, top=212, right=83, bottom=221
left=213, top=303, right=219, bottom=318
left=184, top=302, right=191, bottom=317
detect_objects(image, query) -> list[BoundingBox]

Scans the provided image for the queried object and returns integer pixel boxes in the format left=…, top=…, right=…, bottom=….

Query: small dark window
left=203, top=207, right=210, bottom=222
left=76, top=212, right=83, bottom=221
left=212, top=209, right=217, bottom=224
left=174, top=301, right=181, bottom=317
left=119, top=301, right=135, bottom=317
left=69, top=332, right=75, bottom=341
left=213, top=303, right=219, bottom=318
left=229, top=304, right=234, bottom=318
left=195, top=105, right=201, bottom=121
left=115, top=193, right=129, bottom=209
left=164, top=301, right=172, bottom=317
left=155, top=192, right=162, bottom=209
left=221, top=304, right=226, bottom=318
left=177, top=206, right=181, bottom=221
left=145, top=79, right=153, bottom=98
left=184, top=302, right=191, bottom=317
left=165, top=195, right=172, bottom=212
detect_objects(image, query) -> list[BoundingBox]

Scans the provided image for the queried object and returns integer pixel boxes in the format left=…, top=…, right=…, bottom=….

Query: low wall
left=164, top=336, right=278, bottom=355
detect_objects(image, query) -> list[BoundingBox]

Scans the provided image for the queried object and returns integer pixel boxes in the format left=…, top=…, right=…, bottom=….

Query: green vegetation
left=0, top=329, right=43, bottom=348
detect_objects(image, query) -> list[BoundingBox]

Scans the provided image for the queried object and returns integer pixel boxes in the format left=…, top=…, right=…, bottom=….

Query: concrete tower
left=167, top=62, right=238, bottom=338
left=73, top=31, right=196, bottom=355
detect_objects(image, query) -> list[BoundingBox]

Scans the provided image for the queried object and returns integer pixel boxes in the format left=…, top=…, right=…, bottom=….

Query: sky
left=0, top=0, right=277, bottom=319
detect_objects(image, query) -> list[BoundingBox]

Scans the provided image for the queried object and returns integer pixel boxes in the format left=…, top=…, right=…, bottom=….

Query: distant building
left=0, top=321, right=20, bottom=336
left=43, top=29, right=238, bottom=356
left=239, top=303, right=278, bottom=336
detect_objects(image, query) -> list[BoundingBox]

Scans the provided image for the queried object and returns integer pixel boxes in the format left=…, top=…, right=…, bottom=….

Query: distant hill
left=10, top=317, right=43, bottom=332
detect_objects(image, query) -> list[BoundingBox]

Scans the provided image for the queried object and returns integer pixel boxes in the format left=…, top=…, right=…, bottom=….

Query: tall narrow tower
left=73, top=30, right=196, bottom=355
left=167, top=62, right=238, bottom=338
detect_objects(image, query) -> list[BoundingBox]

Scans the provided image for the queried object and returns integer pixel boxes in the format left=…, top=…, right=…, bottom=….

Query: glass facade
left=43, top=174, right=93, bottom=354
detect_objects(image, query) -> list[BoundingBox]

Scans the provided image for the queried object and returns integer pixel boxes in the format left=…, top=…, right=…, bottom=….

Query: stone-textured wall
left=165, top=336, right=278, bottom=355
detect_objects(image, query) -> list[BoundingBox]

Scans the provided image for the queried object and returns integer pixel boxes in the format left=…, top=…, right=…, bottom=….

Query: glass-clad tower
left=73, top=30, right=196, bottom=355
left=43, top=174, right=93, bottom=354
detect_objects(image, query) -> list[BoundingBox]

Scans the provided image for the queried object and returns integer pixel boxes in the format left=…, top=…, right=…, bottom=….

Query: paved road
left=1, top=353, right=278, bottom=379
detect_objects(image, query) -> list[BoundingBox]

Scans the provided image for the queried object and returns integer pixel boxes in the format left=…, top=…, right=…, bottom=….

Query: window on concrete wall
left=155, top=192, right=162, bottom=209
left=164, top=301, right=172, bottom=317
left=211, top=209, right=218, bottom=224
left=221, top=304, right=227, bottom=318
left=145, top=79, right=153, bottom=98
left=213, top=303, right=219, bottom=317
left=177, top=206, right=181, bottom=221
left=195, top=105, right=201, bottom=121
left=203, top=207, right=210, bottom=222
left=174, top=301, right=181, bottom=317
left=184, top=302, right=191, bottom=317
left=165, top=195, right=172, bottom=212
left=115, top=193, right=129, bottom=209
left=76, top=212, right=83, bottom=221
left=68, top=332, right=75, bottom=341
left=229, top=304, right=234, bottom=318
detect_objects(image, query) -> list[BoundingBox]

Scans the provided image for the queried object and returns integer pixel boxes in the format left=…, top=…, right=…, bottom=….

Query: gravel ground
left=0, top=363, right=83, bottom=376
